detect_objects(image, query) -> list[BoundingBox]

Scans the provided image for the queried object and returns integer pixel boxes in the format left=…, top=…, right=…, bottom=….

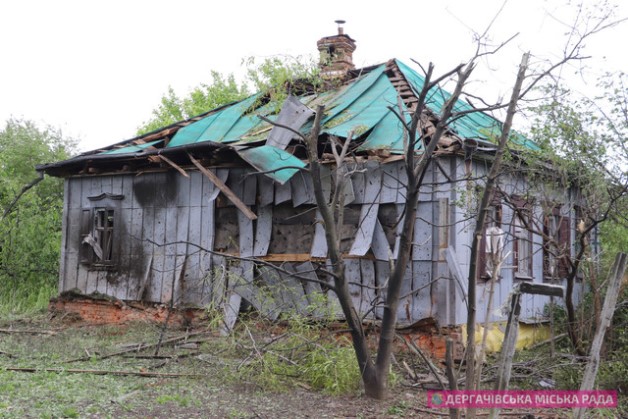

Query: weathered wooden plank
left=199, top=200, right=215, bottom=305
left=294, top=261, right=326, bottom=318
left=350, top=169, right=366, bottom=204
left=279, top=264, right=309, bottom=314
left=161, top=255, right=177, bottom=303
left=231, top=260, right=279, bottom=321
left=411, top=261, right=433, bottom=321
left=184, top=206, right=203, bottom=305
left=258, top=174, right=275, bottom=207
left=121, top=175, right=135, bottom=209
left=395, top=162, right=409, bottom=204
left=175, top=170, right=191, bottom=207
left=371, top=219, right=392, bottom=261
left=176, top=206, right=190, bottom=255
left=147, top=255, right=164, bottom=303
left=238, top=209, right=254, bottom=257
left=374, top=260, right=390, bottom=319
left=63, top=252, right=79, bottom=292
left=360, top=259, right=377, bottom=320
left=242, top=173, right=257, bottom=205
left=310, top=210, right=328, bottom=258
left=291, top=172, right=314, bottom=207
left=165, top=207, right=178, bottom=256
left=173, top=255, right=187, bottom=306
left=189, top=155, right=256, bottom=220
left=342, top=177, right=355, bottom=206
left=259, top=265, right=293, bottom=312
left=393, top=204, right=405, bottom=259
left=221, top=290, right=242, bottom=335
left=189, top=171, right=203, bottom=207
left=380, top=163, right=399, bottom=203
left=349, top=203, right=380, bottom=256
left=345, top=259, right=364, bottom=317
left=68, top=178, right=82, bottom=209
left=397, top=262, right=413, bottom=324
left=364, top=161, right=383, bottom=203
left=266, top=94, right=315, bottom=150
left=412, top=202, right=433, bottom=261
left=210, top=255, right=226, bottom=308
left=253, top=205, right=272, bottom=257
left=320, top=165, right=332, bottom=203
left=274, top=179, right=292, bottom=204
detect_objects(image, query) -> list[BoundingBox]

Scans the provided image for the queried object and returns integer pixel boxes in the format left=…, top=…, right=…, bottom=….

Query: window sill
left=514, top=275, right=533, bottom=281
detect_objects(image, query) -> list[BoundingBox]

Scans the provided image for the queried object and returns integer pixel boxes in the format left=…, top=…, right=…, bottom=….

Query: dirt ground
left=0, top=314, right=610, bottom=418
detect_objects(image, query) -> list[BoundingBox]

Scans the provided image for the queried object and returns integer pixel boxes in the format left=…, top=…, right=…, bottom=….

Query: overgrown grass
left=0, top=278, right=57, bottom=317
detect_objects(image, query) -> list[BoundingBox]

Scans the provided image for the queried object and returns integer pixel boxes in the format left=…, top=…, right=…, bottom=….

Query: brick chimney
left=317, top=20, right=356, bottom=79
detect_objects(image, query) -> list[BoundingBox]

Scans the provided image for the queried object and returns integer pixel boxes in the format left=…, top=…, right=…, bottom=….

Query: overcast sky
left=1, top=0, right=626, bottom=153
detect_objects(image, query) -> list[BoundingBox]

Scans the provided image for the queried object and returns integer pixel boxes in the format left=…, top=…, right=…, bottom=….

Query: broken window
left=512, top=197, right=533, bottom=280
left=81, top=207, right=115, bottom=267
left=543, top=205, right=571, bottom=280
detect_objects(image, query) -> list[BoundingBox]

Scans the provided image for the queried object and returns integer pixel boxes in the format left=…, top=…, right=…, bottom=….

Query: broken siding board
left=176, top=206, right=190, bottom=255
left=172, top=255, right=188, bottom=306
left=412, top=201, right=433, bottom=261
left=278, top=264, right=309, bottom=314
left=221, top=290, right=242, bottom=335
left=259, top=265, right=293, bottom=312
left=164, top=207, right=178, bottom=256
left=395, top=162, right=409, bottom=204
left=393, top=204, right=405, bottom=259
left=374, top=260, right=390, bottom=319
left=242, top=172, right=257, bottom=205
left=364, top=163, right=383, bottom=204
left=63, top=252, right=79, bottom=293
left=310, top=210, right=328, bottom=258
left=360, top=259, right=377, bottom=319
left=189, top=171, right=203, bottom=207
left=412, top=261, right=433, bottom=321
left=258, top=174, right=275, bottom=207
left=291, top=172, right=314, bottom=207
left=351, top=169, right=366, bottom=204
left=199, top=200, right=215, bottom=305
left=345, top=259, right=365, bottom=316
left=184, top=205, right=203, bottom=305
left=320, top=165, right=332, bottom=203
left=294, top=261, right=326, bottom=318
left=253, top=205, right=272, bottom=257
left=274, top=179, right=292, bottom=204
left=238, top=210, right=254, bottom=257
left=121, top=175, right=135, bottom=209
left=210, top=255, right=227, bottom=307
left=372, top=218, right=392, bottom=261
left=175, top=170, right=192, bottom=207
left=380, top=163, right=398, bottom=203
left=396, top=262, right=413, bottom=324
left=231, top=260, right=279, bottom=321
left=349, top=203, right=379, bottom=256
left=68, top=178, right=82, bottom=209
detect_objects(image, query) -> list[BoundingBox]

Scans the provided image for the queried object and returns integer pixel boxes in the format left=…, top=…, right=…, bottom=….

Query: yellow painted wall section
left=461, top=322, right=551, bottom=353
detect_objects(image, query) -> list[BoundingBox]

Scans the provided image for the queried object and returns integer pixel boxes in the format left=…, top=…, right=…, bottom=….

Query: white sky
left=1, top=0, right=626, bottom=153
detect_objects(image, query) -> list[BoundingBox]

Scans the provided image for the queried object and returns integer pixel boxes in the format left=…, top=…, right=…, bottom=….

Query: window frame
left=511, top=196, right=533, bottom=281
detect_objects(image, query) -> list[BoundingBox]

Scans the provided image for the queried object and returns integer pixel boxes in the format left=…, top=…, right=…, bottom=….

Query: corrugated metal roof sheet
left=42, top=59, right=538, bottom=181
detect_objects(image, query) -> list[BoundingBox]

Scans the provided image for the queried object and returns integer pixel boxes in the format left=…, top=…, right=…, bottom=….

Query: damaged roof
left=38, top=59, right=539, bottom=183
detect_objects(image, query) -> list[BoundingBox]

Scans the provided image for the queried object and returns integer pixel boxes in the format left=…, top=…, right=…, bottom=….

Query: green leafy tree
left=0, top=119, right=76, bottom=314
left=138, top=56, right=320, bottom=134
left=138, top=71, right=249, bottom=134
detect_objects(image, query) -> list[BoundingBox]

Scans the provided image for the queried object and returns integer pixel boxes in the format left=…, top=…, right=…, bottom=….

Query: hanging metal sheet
left=237, top=145, right=306, bottom=185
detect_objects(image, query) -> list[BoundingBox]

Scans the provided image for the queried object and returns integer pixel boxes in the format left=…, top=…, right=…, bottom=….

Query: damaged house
left=38, top=26, right=589, bottom=335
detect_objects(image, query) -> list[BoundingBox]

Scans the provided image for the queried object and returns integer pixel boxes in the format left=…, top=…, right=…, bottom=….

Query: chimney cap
left=335, top=19, right=346, bottom=35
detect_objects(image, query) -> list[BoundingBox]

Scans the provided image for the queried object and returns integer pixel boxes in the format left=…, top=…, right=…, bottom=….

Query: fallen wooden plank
left=157, top=154, right=189, bottom=178
left=188, top=153, right=257, bottom=220
left=4, top=367, right=202, bottom=378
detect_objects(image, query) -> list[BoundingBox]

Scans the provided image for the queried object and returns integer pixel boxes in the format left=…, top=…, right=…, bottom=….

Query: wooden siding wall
left=59, top=160, right=442, bottom=325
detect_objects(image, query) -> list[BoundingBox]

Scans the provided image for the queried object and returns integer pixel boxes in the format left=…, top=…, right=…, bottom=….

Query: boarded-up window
left=544, top=205, right=571, bottom=280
